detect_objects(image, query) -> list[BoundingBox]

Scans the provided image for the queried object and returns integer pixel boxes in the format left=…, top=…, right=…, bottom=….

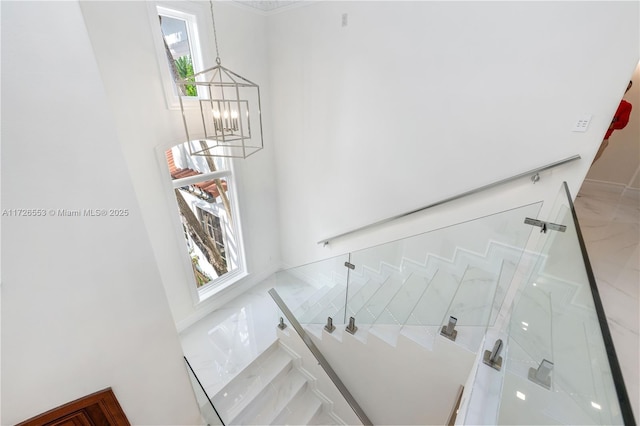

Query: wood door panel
left=49, top=411, right=93, bottom=426
left=16, top=388, right=130, bottom=426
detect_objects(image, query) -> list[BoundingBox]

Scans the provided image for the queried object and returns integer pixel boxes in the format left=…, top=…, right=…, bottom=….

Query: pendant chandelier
left=177, top=0, right=263, bottom=159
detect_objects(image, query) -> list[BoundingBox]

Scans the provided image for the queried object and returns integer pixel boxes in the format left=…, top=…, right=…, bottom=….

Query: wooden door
left=16, top=388, right=130, bottom=426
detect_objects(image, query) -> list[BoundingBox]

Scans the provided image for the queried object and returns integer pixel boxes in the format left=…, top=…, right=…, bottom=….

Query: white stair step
left=309, top=409, right=342, bottom=425
left=275, top=271, right=326, bottom=312
left=297, top=285, right=346, bottom=324
left=212, top=344, right=293, bottom=422
left=446, top=266, right=498, bottom=326
left=292, top=285, right=335, bottom=317
left=234, top=367, right=308, bottom=425
left=489, top=259, right=517, bottom=325
left=405, top=268, right=460, bottom=326
left=399, top=324, right=438, bottom=350
left=345, top=279, right=384, bottom=318
left=354, top=274, right=406, bottom=324
left=368, top=323, right=403, bottom=346
left=374, top=274, right=431, bottom=326
left=271, top=387, right=322, bottom=425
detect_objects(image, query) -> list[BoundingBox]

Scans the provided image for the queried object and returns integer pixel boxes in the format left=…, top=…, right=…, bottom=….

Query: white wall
left=306, top=329, right=475, bottom=425
left=78, top=0, right=280, bottom=330
left=587, top=61, right=640, bottom=190
left=1, top=1, right=201, bottom=423
left=267, top=1, right=639, bottom=267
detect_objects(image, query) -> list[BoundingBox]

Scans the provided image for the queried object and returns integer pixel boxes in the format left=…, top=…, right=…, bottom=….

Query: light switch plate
left=573, top=115, right=592, bottom=132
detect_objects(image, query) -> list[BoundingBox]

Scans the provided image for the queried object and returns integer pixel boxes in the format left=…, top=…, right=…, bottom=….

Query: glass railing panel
left=346, top=202, right=543, bottom=333
left=184, top=356, right=225, bottom=425
left=509, top=283, right=553, bottom=373
left=489, top=257, right=519, bottom=326
left=373, top=273, right=431, bottom=326
left=274, top=254, right=349, bottom=325
left=353, top=273, right=408, bottom=327
left=406, top=267, right=460, bottom=326
left=269, top=291, right=369, bottom=425
left=498, top=183, right=631, bottom=425
left=443, top=265, right=501, bottom=351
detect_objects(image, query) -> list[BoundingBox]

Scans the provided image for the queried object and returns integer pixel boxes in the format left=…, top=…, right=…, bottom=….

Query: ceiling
left=232, top=1, right=302, bottom=12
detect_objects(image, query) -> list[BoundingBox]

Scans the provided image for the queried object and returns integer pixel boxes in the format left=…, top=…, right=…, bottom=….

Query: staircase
left=268, top=240, right=536, bottom=425
left=279, top=240, right=529, bottom=354
left=210, top=340, right=347, bottom=425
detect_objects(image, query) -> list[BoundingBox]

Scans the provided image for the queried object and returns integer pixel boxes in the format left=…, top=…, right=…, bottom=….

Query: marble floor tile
left=575, top=182, right=640, bottom=421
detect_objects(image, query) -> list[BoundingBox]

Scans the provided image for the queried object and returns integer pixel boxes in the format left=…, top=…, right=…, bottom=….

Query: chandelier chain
left=209, top=0, right=221, bottom=65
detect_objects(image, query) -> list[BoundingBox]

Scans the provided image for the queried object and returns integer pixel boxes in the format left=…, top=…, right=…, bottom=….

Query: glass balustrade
left=497, top=183, right=633, bottom=425
left=273, top=182, right=634, bottom=426
left=184, top=356, right=225, bottom=425
left=275, top=201, right=542, bottom=352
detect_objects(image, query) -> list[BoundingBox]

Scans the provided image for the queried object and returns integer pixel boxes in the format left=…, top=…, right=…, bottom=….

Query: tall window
left=157, top=6, right=246, bottom=299
left=165, top=143, right=245, bottom=294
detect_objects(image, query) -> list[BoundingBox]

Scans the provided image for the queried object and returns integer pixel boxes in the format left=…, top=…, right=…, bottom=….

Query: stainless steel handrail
left=318, top=154, right=581, bottom=245
left=268, top=288, right=372, bottom=426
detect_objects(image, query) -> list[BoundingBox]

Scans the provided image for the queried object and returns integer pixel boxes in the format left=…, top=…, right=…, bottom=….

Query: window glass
left=159, top=12, right=197, bottom=96
left=166, top=143, right=243, bottom=290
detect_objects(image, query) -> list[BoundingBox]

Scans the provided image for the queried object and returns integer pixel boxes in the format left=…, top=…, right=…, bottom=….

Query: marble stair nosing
left=271, top=387, right=323, bottom=425
left=292, top=284, right=335, bottom=317
left=295, top=239, right=534, bottom=353
left=297, top=285, right=347, bottom=323
left=212, top=342, right=293, bottom=423
left=233, top=366, right=308, bottom=425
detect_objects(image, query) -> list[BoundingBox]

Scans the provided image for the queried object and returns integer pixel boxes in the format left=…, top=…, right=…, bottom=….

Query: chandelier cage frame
left=176, top=1, right=264, bottom=159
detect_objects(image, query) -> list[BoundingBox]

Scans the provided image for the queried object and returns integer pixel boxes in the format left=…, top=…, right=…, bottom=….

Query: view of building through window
left=166, top=143, right=242, bottom=289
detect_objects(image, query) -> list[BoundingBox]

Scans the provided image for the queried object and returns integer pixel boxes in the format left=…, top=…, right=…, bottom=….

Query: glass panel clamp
left=482, top=339, right=503, bottom=371
left=346, top=316, right=358, bottom=335
left=277, top=317, right=287, bottom=330
left=528, top=359, right=553, bottom=390
left=524, top=218, right=567, bottom=233
left=440, top=316, right=458, bottom=341
left=324, top=317, right=336, bottom=333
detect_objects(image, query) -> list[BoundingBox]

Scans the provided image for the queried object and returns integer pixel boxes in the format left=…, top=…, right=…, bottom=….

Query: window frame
left=159, top=146, right=248, bottom=305
left=149, top=2, right=207, bottom=110
left=150, top=1, right=249, bottom=304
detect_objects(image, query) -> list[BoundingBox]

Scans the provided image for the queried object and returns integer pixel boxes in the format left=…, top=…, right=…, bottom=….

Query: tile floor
left=180, top=179, right=639, bottom=423
left=574, top=181, right=639, bottom=420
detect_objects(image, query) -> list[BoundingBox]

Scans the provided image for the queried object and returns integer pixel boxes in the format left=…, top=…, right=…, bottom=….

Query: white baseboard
left=580, top=179, right=626, bottom=194
left=581, top=179, right=640, bottom=200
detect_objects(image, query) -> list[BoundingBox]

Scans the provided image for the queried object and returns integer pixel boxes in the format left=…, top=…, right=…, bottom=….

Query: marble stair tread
left=234, top=367, right=308, bottom=425
left=345, top=279, right=384, bottom=318
left=270, top=387, right=322, bottom=425
left=446, top=266, right=498, bottom=326
left=406, top=268, right=460, bottom=326
left=354, top=274, right=406, bottom=324
left=308, top=288, right=353, bottom=324
left=374, top=274, right=431, bottom=326
left=292, top=285, right=335, bottom=316
left=274, top=272, right=327, bottom=312
left=489, top=259, right=517, bottom=325
left=212, top=343, right=293, bottom=422
left=297, top=285, right=347, bottom=324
